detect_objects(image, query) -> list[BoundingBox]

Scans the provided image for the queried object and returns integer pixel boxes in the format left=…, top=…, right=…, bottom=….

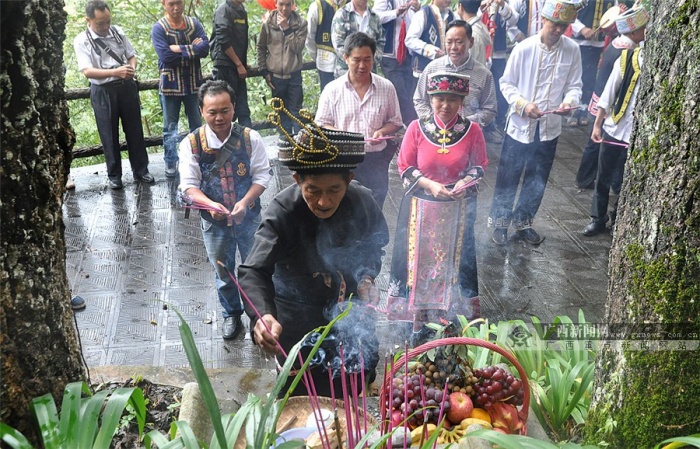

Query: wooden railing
left=67, top=61, right=317, bottom=158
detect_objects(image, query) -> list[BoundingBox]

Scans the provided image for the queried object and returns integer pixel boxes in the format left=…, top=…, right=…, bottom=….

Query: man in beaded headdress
left=488, top=0, right=583, bottom=246
left=178, top=80, right=272, bottom=340
left=239, top=105, right=390, bottom=397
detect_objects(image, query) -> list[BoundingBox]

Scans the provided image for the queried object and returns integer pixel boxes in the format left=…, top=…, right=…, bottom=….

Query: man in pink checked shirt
left=315, top=31, right=404, bottom=209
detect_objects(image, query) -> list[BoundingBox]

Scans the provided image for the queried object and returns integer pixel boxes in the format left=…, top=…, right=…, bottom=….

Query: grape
left=470, top=365, right=525, bottom=407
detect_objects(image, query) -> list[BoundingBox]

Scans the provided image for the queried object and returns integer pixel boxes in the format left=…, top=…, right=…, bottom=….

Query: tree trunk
left=1, top=0, right=85, bottom=442
left=584, top=0, right=700, bottom=447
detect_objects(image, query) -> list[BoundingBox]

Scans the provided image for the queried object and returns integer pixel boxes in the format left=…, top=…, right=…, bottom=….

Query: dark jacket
left=211, top=0, right=248, bottom=68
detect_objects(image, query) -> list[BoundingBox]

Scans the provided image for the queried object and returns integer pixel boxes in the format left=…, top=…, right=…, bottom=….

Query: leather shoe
left=516, top=228, right=545, bottom=245
left=71, top=295, right=86, bottom=311
left=491, top=228, right=508, bottom=246
left=135, top=172, right=155, bottom=183
left=108, top=179, right=123, bottom=190
left=582, top=219, right=607, bottom=236
left=165, top=162, right=178, bottom=178
left=222, top=315, right=243, bottom=340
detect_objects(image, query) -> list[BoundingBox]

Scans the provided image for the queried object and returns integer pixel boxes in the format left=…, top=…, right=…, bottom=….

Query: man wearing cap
left=413, top=21, right=498, bottom=131
left=488, top=0, right=583, bottom=245
left=178, top=80, right=272, bottom=340
left=316, top=32, right=403, bottom=209
left=74, top=0, right=155, bottom=190
left=574, top=2, right=646, bottom=190
left=582, top=7, right=647, bottom=237
left=239, top=108, right=390, bottom=397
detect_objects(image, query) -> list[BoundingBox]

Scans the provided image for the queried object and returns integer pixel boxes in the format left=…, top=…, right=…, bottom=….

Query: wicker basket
left=380, top=337, right=530, bottom=436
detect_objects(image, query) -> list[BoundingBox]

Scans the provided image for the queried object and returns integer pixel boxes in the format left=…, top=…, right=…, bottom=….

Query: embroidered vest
left=382, top=0, right=396, bottom=54
left=316, top=0, right=344, bottom=52
left=156, top=16, right=205, bottom=95
left=188, top=124, right=261, bottom=225
left=572, top=0, right=614, bottom=43
left=612, top=47, right=641, bottom=124
left=412, top=5, right=453, bottom=73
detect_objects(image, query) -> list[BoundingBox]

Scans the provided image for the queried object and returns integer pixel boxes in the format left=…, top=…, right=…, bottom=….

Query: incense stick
left=540, top=106, right=580, bottom=116
left=602, top=140, right=629, bottom=148
left=403, top=341, right=409, bottom=449
left=434, top=379, right=451, bottom=449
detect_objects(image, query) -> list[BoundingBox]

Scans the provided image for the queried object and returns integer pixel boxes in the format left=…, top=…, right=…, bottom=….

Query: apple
left=391, top=409, right=404, bottom=428
left=446, top=392, right=474, bottom=425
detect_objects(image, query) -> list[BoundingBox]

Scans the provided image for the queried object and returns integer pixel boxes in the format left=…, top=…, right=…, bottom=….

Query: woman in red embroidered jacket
left=388, top=72, right=488, bottom=339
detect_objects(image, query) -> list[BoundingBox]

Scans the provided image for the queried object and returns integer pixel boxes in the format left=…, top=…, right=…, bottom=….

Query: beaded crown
left=268, top=98, right=365, bottom=171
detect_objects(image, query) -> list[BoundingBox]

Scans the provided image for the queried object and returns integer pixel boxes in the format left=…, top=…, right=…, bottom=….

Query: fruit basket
left=380, top=337, right=530, bottom=443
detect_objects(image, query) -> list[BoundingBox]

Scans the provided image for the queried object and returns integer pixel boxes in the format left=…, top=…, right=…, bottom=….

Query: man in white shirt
left=306, top=0, right=347, bottom=90
left=74, top=0, right=154, bottom=190
left=179, top=80, right=272, bottom=340
left=375, top=0, right=421, bottom=125
left=582, top=7, right=647, bottom=237
left=315, top=32, right=403, bottom=209
left=488, top=0, right=583, bottom=245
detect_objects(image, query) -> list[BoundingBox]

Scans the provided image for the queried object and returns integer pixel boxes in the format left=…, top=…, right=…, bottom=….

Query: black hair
left=458, top=0, right=481, bottom=15
left=344, top=31, right=376, bottom=57
left=86, top=0, right=110, bottom=18
left=198, top=79, right=236, bottom=108
left=446, top=19, right=473, bottom=39
left=295, top=168, right=353, bottom=182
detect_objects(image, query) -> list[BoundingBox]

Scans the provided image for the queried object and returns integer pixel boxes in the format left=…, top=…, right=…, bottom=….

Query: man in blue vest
left=178, top=80, right=272, bottom=340
left=405, top=0, right=454, bottom=80
left=306, top=0, right=347, bottom=90
left=375, top=0, right=420, bottom=125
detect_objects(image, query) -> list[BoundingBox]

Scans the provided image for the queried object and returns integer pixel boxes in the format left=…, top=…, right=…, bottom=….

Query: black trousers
left=381, top=56, right=418, bottom=126
left=578, top=46, right=604, bottom=106
left=489, top=130, right=558, bottom=229
left=590, top=132, right=628, bottom=221
left=270, top=71, right=304, bottom=135
left=90, top=80, right=149, bottom=181
left=353, top=142, right=397, bottom=210
left=491, top=58, right=508, bottom=126
left=214, top=65, right=252, bottom=127
left=576, top=121, right=624, bottom=192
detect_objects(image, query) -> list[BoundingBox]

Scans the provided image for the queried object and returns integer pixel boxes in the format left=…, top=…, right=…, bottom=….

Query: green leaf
left=174, top=307, right=229, bottom=449
left=59, top=382, right=90, bottom=449
left=93, top=387, right=145, bottom=449
left=0, top=423, right=33, bottom=449
left=654, top=434, right=700, bottom=449
left=30, top=393, right=60, bottom=449
left=77, top=390, right=110, bottom=449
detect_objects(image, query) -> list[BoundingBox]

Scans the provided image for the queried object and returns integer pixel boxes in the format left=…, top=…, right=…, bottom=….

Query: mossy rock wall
left=583, top=0, right=700, bottom=447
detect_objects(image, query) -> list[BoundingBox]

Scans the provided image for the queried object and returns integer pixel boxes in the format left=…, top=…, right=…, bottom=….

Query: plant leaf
left=93, top=387, right=145, bottom=449
left=30, top=393, right=61, bottom=449
left=0, top=423, right=33, bottom=449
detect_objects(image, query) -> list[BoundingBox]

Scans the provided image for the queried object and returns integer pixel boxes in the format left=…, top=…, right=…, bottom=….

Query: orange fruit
left=469, top=408, right=491, bottom=424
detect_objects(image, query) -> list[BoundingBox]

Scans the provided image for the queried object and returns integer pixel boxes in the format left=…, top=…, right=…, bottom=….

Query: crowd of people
left=73, top=0, right=650, bottom=391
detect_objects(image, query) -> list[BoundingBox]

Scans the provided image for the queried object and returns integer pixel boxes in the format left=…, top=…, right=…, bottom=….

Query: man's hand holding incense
left=357, top=276, right=379, bottom=305
left=553, top=102, right=573, bottom=116
left=230, top=199, right=249, bottom=225
left=209, top=202, right=230, bottom=221
left=254, top=314, right=283, bottom=354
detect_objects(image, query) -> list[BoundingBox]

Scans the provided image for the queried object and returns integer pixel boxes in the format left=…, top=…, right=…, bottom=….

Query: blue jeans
left=381, top=57, right=417, bottom=125
left=161, top=94, right=201, bottom=165
left=200, top=216, right=260, bottom=318
left=489, top=131, right=558, bottom=229
left=270, top=71, right=303, bottom=135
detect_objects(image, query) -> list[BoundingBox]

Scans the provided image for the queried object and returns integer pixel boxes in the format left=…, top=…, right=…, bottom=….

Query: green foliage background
left=63, top=0, right=320, bottom=166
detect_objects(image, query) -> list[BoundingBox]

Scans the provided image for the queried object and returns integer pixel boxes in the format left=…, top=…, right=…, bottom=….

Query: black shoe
left=222, top=315, right=243, bottom=340
left=108, top=179, right=123, bottom=190
left=491, top=228, right=508, bottom=246
left=582, top=219, right=607, bottom=236
left=71, top=295, right=86, bottom=311
left=516, top=228, right=545, bottom=245
left=135, top=172, right=155, bottom=183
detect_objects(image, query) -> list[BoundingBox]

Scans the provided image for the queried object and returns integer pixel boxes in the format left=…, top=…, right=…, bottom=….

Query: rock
left=177, top=382, right=212, bottom=443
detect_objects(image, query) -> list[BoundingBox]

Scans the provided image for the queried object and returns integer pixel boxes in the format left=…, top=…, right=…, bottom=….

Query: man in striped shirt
left=413, top=20, right=497, bottom=128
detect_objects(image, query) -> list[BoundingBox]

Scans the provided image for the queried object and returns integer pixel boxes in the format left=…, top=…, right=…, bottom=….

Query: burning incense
left=387, top=353, right=394, bottom=448
left=420, top=370, right=428, bottom=446
left=334, top=410, right=343, bottom=449
left=339, top=343, right=354, bottom=448
left=305, top=367, right=331, bottom=449
left=359, top=348, right=368, bottom=440
left=380, top=353, right=388, bottom=434
left=433, top=378, right=451, bottom=449
left=602, top=140, right=630, bottom=148
left=403, top=341, right=409, bottom=449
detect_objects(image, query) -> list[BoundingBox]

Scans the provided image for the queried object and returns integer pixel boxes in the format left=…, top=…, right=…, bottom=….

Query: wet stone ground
left=65, top=125, right=612, bottom=371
